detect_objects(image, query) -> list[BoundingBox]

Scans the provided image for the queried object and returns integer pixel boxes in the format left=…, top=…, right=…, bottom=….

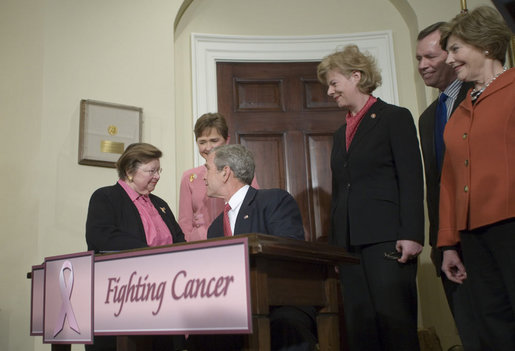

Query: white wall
left=0, top=0, right=494, bottom=350
left=0, top=1, right=45, bottom=350
left=0, top=1, right=183, bottom=350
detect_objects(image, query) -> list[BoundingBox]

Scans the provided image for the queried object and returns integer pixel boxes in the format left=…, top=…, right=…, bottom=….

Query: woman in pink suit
left=179, top=113, right=258, bottom=242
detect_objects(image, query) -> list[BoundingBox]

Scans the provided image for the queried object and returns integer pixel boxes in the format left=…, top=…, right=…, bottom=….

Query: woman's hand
left=442, top=249, right=467, bottom=284
left=395, top=240, right=423, bottom=263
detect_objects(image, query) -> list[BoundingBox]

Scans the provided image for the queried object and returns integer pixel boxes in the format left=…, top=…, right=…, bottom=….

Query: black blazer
left=206, top=189, right=316, bottom=349
left=330, top=98, right=424, bottom=249
left=86, top=183, right=185, bottom=253
left=418, top=82, right=471, bottom=272
left=207, top=187, right=304, bottom=240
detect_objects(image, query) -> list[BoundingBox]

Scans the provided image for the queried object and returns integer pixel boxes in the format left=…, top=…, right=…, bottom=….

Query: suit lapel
left=150, top=196, right=171, bottom=230
left=474, top=69, right=513, bottom=104
left=430, top=81, right=473, bottom=180
left=347, top=99, right=382, bottom=154
left=423, top=101, right=438, bottom=178
left=423, top=82, right=471, bottom=180
left=116, top=183, right=147, bottom=241
left=234, top=187, right=257, bottom=235
left=452, top=82, right=472, bottom=114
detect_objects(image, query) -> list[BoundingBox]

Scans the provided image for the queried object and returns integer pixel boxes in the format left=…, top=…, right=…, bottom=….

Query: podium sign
left=30, top=237, right=252, bottom=345
left=94, top=238, right=252, bottom=335
left=30, top=235, right=355, bottom=350
left=43, top=251, right=94, bottom=344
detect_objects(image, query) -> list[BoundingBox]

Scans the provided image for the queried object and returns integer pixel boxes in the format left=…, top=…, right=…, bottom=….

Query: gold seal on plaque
left=107, top=125, right=118, bottom=136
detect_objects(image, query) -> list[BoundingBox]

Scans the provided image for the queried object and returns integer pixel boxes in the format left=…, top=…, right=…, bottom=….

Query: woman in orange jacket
left=437, top=7, right=515, bottom=350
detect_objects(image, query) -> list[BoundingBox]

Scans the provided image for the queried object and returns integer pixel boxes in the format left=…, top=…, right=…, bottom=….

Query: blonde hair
left=317, top=44, right=382, bottom=94
left=194, top=112, right=229, bottom=140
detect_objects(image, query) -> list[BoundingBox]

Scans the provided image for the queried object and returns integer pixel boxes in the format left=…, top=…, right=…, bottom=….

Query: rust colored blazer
left=438, top=68, right=515, bottom=247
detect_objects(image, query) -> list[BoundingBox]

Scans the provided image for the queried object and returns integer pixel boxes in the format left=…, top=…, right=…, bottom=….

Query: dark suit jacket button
left=346, top=183, right=351, bottom=189
left=343, top=162, right=348, bottom=167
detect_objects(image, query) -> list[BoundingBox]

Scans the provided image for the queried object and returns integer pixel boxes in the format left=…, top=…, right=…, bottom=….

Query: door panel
left=305, top=133, right=334, bottom=240
left=239, top=133, right=286, bottom=190
left=235, top=79, right=284, bottom=111
left=217, top=62, right=342, bottom=241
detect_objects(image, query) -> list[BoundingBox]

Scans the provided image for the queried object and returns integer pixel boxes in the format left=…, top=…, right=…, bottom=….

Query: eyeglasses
left=140, top=168, right=163, bottom=176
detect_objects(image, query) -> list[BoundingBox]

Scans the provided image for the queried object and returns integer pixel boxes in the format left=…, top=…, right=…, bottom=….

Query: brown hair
left=116, top=143, right=162, bottom=180
left=440, top=6, right=512, bottom=64
left=317, top=44, right=382, bottom=94
left=417, top=22, right=446, bottom=41
left=194, top=112, right=229, bottom=140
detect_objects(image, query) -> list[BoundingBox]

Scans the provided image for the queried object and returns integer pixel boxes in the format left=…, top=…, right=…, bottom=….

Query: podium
left=237, top=234, right=357, bottom=350
left=30, top=234, right=358, bottom=351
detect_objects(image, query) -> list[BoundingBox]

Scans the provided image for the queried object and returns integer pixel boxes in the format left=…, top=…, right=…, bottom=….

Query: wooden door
left=217, top=62, right=343, bottom=242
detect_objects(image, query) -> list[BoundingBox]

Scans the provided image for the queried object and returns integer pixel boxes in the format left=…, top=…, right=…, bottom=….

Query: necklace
left=471, top=66, right=508, bottom=101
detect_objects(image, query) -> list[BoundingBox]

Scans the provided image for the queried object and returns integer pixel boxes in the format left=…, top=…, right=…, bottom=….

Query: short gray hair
left=212, top=144, right=255, bottom=185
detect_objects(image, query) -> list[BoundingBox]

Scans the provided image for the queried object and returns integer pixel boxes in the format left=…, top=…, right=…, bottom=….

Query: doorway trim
left=191, top=32, right=398, bottom=165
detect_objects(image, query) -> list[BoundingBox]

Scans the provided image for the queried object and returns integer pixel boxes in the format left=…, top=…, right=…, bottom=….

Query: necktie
left=435, top=93, right=448, bottom=172
left=223, top=203, right=232, bottom=237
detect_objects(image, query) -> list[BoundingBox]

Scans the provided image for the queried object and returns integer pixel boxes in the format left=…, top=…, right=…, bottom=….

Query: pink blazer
left=178, top=165, right=259, bottom=242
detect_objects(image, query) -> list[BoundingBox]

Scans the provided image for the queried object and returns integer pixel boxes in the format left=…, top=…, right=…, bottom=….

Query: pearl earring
left=128, top=176, right=133, bottom=182
left=485, top=50, right=489, bottom=56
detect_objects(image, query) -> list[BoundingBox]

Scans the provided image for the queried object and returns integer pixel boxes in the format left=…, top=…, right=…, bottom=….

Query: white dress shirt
left=225, top=185, right=250, bottom=235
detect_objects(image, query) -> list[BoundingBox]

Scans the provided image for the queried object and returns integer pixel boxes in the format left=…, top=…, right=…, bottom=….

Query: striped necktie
left=223, top=203, right=232, bottom=237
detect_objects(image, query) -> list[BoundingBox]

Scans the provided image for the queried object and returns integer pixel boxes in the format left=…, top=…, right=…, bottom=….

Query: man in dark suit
left=416, top=22, right=480, bottom=351
left=187, top=144, right=317, bottom=351
left=205, top=145, right=304, bottom=240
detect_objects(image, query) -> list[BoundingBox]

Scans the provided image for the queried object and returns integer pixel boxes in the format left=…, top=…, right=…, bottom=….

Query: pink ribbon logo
left=53, top=260, right=81, bottom=337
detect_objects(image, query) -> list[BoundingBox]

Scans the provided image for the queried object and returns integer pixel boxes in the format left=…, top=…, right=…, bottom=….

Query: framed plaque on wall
left=78, top=99, right=142, bottom=168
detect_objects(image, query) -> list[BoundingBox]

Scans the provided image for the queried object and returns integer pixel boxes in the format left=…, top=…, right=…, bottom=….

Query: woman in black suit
left=86, top=142, right=185, bottom=351
left=317, top=45, right=424, bottom=351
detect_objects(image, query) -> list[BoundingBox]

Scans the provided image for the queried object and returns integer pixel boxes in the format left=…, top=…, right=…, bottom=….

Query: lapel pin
left=160, top=207, right=166, bottom=214
left=244, top=215, right=249, bottom=219
left=370, top=113, right=376, bottom=119
left=189, top=173, right=197, bottom=182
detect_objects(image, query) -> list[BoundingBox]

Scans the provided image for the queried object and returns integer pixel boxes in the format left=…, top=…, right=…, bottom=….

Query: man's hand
left=442, top=249, right=467, bottom=284
left=395, top=240, right=423, bottom=263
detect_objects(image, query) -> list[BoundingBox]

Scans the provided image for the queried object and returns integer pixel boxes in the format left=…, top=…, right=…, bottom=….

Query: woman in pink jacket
left=178, top=113, right=258, bottom=242
left=437, top=7, right=515, bottom=350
